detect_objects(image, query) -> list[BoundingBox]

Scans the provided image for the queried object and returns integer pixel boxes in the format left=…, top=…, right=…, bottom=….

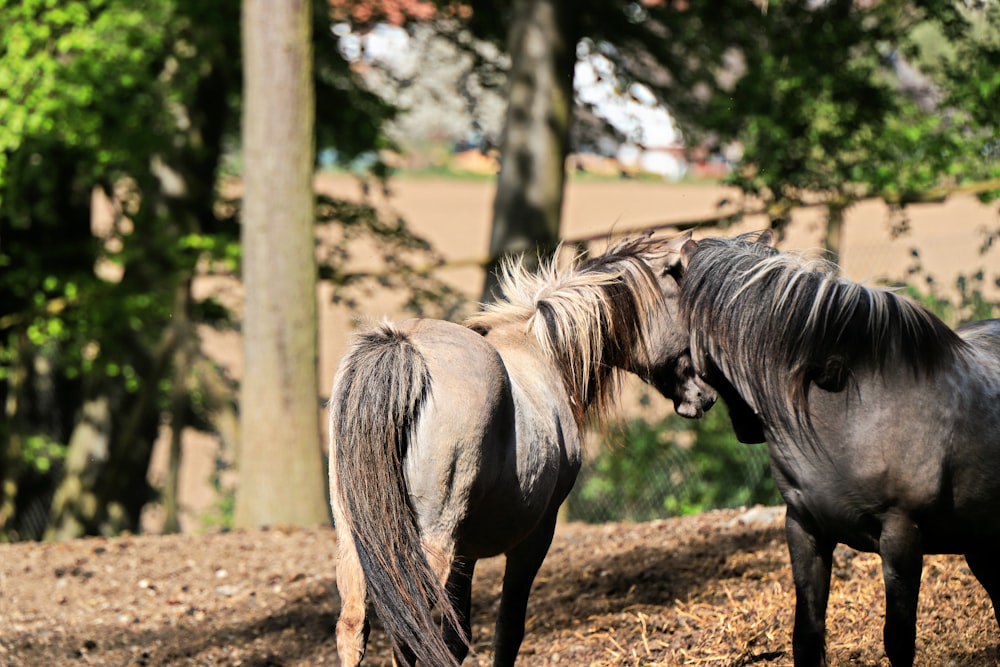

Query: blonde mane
left=467, top=237, right=671, bottom=424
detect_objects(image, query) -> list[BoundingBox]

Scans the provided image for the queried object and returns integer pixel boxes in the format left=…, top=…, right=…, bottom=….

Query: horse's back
left=393, top=317, right=511, bottom=397
left=388, top=319, right=518, bottom=544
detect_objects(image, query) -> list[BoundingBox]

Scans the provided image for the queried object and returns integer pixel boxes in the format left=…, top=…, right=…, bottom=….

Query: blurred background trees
left=1, top=0, right=997, bottom=539
left=339, top=0, right=996, bottom=280
left=1, top=0, right=243, bottom=540
left=0, top=0, right=436, bottom=539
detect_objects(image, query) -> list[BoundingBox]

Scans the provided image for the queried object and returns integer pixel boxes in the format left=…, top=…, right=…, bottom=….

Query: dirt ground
left=2, top=506, right=997, bottom=666
left=49, top=175, right=994, bottom=666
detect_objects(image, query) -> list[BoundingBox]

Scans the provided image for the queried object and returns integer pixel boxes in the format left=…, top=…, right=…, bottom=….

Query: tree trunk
left=481, top=0, right=579, bottom=303
left=0, top=332, right=29, bottom=537
left=45, top=314, right=179, bottom=540
left=44, top=397, right=113, bottom=541
left=236, top=0, right=328, bottom=528
left=825, top=203, right=845, bottom=270
left=162, top=280, right=195, bottom=535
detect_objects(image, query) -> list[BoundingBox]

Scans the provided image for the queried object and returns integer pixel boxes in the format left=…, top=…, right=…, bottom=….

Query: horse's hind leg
left=966, top=548, right=1000, bottom=627
left=879, top=514, right=923, bottom=667
left=785, top=509, right=834, bottom=667
left=493, top=512, right=559, bottom=667
left=388, top=535, right=467, bottom=666
left=335, top=530, right=370, bottom=667
left=390, top=553, right=474, bottom=667
left=392, top=644, right=416, bottom=667
left=444, top=557, right=477, bottom=661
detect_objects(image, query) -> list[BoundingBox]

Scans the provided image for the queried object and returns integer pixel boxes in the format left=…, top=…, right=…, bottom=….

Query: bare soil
left=73, top=176, right=993, bottom=666
left=2, top=506, right=997, bottom=666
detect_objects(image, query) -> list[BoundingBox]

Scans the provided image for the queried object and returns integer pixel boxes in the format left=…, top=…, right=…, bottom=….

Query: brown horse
left=329, top=234, right=715, bottom=666
left=680, top=231, right=1000, bottom=666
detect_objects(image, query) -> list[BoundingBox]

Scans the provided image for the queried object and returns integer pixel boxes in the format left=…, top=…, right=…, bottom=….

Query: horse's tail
left=330, top=322, right=464, bottom=667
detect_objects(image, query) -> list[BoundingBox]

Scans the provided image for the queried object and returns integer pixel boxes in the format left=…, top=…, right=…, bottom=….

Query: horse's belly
left=456, top=506, right=550, bottom=559
left=776, top=459, right=1000, bottom=555
left=455, top=432, right=581, bottom=560
left=918, top=436, right=1000, bottom=552
left=919, top=498, right=1000, bottom=553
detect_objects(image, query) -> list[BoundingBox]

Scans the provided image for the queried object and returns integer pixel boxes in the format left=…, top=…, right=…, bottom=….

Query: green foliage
left=0, top=0, right=173, bottom=213
left=733, top=2, right=996, bottom=222
left=900, top=248, right=1000, bottom=325
left=0, top=0, right=445, bottom=539
left=708, top=2, right=990, bottom=219
left=21, top=435, right=67, bottom=474
left=567, top=402, right=780, bottom=524
left=936, top=3, right=1000, bottom=204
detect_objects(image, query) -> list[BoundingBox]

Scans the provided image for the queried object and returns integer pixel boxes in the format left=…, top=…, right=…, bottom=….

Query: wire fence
left=565, top=412, right=777, bottom=524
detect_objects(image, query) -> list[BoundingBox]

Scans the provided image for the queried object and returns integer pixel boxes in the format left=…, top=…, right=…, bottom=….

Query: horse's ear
left=679, top=238, right=698, bottom=269
left=662, top=231, right=694, bottom=273
left=665, top=230, right=692, bottom=251
left=757, top=229, right=775, bottom=247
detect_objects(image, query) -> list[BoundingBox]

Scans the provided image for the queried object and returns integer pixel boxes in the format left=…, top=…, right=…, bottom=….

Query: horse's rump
left=330, top=321, right=464, bottom=666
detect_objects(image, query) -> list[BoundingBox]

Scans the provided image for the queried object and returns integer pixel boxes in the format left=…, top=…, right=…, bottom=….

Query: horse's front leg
left=493, top=511, right=559, bottom=667
left=965, top=548, right=1000, bottom=629
left=785, top=508, right=834, bottom=667
left=879, top=513, right=923, bottom=667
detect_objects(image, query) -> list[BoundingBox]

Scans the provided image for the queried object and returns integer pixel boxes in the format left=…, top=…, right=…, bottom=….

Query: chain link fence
left=565, top=404, right=778, bottom=523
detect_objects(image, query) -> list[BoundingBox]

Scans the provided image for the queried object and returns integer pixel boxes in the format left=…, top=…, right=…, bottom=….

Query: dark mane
left=680, top=233, right=967, bottom=427
left=467, top=236, right=669, bottom=424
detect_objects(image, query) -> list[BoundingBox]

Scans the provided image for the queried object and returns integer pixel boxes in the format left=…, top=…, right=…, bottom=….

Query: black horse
left=679, top=231, right=1000, bottom=666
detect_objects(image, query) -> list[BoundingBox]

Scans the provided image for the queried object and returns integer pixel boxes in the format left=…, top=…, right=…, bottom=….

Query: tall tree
left=0, top=0, right=443, bottom=540
left=480, top=0, right=578, bottom=302
left=237, top=0, right=329, bottom=528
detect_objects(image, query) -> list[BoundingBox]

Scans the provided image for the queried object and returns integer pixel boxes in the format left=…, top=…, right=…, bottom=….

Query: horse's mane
left=681, top=232, right=967, bottom=428
left=466, top=236, right=670, bottom=424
